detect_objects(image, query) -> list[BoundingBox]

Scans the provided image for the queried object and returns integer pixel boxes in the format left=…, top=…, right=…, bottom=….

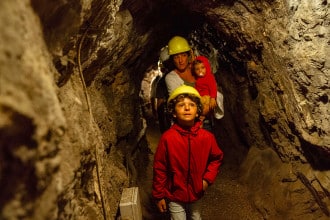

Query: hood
left=195, top=55, right=212, bottom=76
left=172, top=120, right=203, bottom=136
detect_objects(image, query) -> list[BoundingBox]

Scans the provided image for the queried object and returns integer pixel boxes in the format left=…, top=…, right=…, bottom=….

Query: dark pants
left=203, top=117, right=214, bottom=133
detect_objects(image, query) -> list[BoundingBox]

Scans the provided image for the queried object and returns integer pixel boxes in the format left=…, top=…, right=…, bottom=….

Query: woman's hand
left=209, top=98, right=217, bottom=111
left=156, top=199, right=167, bottom=213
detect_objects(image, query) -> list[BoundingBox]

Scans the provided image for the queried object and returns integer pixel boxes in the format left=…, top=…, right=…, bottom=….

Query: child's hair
left=167, top=93, right=203, bottom=119
left=192, top=59, right=203, bottom=67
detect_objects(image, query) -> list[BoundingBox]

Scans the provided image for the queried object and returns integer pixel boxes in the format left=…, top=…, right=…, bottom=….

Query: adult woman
left=164, top=36, right=217, bottom=131
left=165, top=36, right=196, bottom=94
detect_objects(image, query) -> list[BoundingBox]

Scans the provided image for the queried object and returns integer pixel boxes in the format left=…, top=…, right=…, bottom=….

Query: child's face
left=194, top=62, right=206, bottom=77
left=173, top=97, right=198, bottom=127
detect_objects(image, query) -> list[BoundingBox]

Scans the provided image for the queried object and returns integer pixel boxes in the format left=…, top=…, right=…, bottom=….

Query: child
left=152, top=85, right=224, bottom=219
left=192, top=56, right=218, bottom=118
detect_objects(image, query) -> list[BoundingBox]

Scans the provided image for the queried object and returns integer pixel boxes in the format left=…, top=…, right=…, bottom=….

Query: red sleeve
left=152, top=137, right=168, bottom=200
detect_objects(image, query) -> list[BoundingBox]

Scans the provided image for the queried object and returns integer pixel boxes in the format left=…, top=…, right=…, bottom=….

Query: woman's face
left=173, top=97, right=198, bottom=126
left=173, top=52, right=189, bottom=72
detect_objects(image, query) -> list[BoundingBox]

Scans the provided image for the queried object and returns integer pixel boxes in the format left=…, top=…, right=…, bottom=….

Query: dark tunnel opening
left=136, top=13, right=256, bottom=167
left=131, top=6, right=264, bottom=218
left=134, top=5, right=265, bottom=218
left=114, top=2, right=264, bottom=165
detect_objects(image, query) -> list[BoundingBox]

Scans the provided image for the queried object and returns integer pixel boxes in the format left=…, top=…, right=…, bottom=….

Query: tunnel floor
left=137, top=120, right=263, bottom=220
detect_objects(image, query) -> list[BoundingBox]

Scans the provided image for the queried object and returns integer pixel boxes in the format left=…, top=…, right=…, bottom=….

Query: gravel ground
left=139, top=121, right=263, bottom=220
left=201, top=164, right=263, bottom=220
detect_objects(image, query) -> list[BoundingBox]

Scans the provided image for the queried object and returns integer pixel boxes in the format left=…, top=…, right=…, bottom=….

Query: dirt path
left=138, top=121, right=263, bottom=220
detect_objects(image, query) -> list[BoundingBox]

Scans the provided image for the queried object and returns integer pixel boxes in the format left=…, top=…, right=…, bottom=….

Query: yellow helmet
left=167, top=85, right=201, bottom=104
left=168, top=36, right=191, bottom=55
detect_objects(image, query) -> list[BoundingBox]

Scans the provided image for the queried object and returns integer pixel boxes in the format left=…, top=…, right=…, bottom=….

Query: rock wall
left=0, top=0, right=138, bottom=219
left=0, top=1, right=66, bottom=219
left=0, top=0, right=329, bottom=219
left=195, top=0, right=330, bottom=218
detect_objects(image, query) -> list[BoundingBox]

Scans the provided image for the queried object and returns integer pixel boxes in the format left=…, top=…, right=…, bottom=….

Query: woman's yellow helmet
left=168, top=36, right=191, bottom=55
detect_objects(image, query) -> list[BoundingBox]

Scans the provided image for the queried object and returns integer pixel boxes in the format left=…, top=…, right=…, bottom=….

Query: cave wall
left=0, top=0, right=329, bottom=219
left=196, top=0, right=330, bottom=218
left=0, top=0, right=142, bottom=219
left=0, top=1, right=66, bottom=219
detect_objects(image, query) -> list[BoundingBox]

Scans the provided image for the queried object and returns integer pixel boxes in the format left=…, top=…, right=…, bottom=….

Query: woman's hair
left=170, top=51, right=191, bottom=62
left=167, top=93, right=203, bottom=120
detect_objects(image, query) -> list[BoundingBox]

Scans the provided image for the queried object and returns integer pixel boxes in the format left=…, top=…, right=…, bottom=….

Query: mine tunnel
left=0, top=0, right=329, bottom=220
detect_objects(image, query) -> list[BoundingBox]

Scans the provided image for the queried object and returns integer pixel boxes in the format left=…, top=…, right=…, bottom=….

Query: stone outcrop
left=0, top=0, right=329, bottom=219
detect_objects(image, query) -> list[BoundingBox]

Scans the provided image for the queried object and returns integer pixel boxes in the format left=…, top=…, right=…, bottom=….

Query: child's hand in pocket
left=203, top=179, right=209, bottom=191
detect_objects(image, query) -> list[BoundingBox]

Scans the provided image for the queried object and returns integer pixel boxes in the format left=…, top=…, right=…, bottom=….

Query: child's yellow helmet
left=168, top=36, right=191, bottom=55
left=168, top=85, right=201, bottom=104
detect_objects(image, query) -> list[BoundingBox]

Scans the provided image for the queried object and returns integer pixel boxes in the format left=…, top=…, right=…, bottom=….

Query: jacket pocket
left=191, top=177, right=204, bottom=198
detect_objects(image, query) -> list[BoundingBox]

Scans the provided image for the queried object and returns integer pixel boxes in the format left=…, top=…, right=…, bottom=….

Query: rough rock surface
left=0, top=0, right=329, bottom=219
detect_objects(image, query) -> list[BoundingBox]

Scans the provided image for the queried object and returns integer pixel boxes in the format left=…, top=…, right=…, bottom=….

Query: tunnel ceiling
left=1, top=0, right=329, bottom=219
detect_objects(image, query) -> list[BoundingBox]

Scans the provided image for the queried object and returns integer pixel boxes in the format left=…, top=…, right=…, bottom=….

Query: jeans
left=168, top=201, right=202, bottom=220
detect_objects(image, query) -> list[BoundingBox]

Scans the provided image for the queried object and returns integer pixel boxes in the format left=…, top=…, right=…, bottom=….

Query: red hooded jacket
left=194, top=56, right=218, bottom=98
left=152, top=122, right=223, bottom=203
